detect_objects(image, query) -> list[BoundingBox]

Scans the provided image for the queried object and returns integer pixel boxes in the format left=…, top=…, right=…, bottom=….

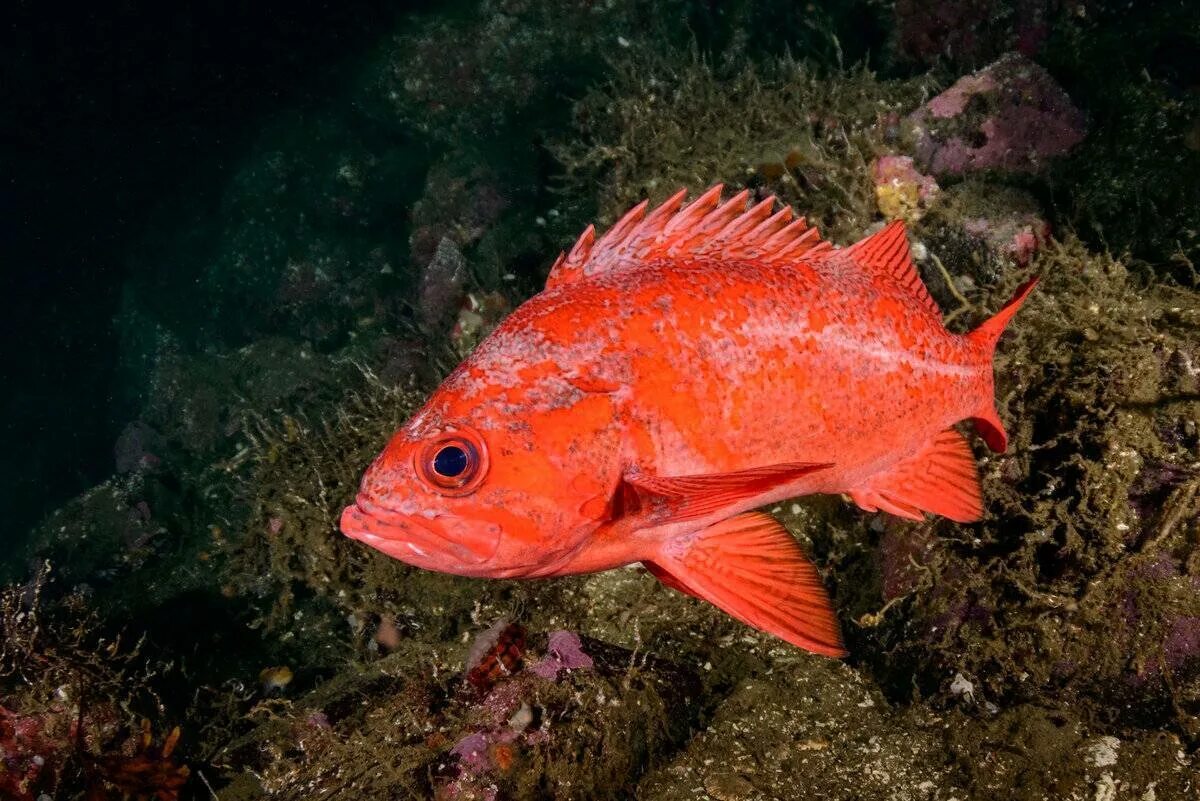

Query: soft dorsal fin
left=545, top=184, right=831, bottom=290
left=849, top=428, right=983, bottom=523
left=843, top=220, right=941, bottom=317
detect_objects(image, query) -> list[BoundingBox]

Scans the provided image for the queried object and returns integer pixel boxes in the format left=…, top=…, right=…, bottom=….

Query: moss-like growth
left=554, top=54, right=931, bottom=244
left=214, top=633, right=698, bottom=800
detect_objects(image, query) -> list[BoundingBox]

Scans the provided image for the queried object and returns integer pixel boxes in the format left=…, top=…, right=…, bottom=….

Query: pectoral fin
left=648, top=512, right=845, bottom=657
left=850, top=428, right=983, bottom=523
left=622, top=461, right=832, bottom=525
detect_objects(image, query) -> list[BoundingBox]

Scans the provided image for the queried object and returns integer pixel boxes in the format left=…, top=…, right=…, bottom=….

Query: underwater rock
left=27, top=477, right=173, bottom=595
left=907, top=52, right=1085, bottom=178
left=409, top=161, right=509, bottom=269
left=556, top=54, right=926, bottom=247
left=915, top=181, right=1050, bottom=308
left=894, top=0, right=1054, bottom=68
left=848, top=240, right=1200, bottom=721
left=372, top=335, right=430, bottom=389
left=418, top=237, right=469, bottom=335
left=942, top=704, right=1197, bottom=799
left=141, top=336, right=351, bottom=463
left=113, top=420, right=164, bottom=474
left=638, top=655, right=964, bottom=800
left=878, top=520, right=938, bottom=602
left=220, top=629, right=700, bottom=800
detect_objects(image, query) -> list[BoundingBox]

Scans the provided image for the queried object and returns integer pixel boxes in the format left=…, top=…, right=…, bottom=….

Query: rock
left=906, top=52, right=1085, bottom=178
left=418, top=237, right=469, bottom=334
left=894, top=0, right=1055, bottom=68
left=221, top=630, right=701, bottom=800
left=638, top=656, right=964, bottom=801
left=915, top=182, right=1050, bottom=308
left=113, top=421, right=164, bottom=474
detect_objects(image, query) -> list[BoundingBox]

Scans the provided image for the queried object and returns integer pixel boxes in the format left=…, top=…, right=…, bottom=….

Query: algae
left=554, top=53, right=933, bottom=246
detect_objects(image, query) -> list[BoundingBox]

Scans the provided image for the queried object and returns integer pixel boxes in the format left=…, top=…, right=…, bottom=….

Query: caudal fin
left=967, top=278, right=1039, bottom=452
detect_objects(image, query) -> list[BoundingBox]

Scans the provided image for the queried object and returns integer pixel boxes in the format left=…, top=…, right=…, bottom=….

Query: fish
left=340, top=185, right=1037, bottom=657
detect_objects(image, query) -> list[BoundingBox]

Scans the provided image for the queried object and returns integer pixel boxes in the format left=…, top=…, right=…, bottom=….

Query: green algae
left=554, top=53, right=931, bottom=245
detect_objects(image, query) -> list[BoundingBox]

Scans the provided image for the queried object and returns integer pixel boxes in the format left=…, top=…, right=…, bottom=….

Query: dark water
left=3, top=0, right=417, bottom=550
left=4, top=2, right=1200, bottom=799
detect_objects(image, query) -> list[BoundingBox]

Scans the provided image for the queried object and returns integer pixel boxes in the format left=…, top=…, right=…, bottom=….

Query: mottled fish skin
left=341, top=186, right=1036, bottom=656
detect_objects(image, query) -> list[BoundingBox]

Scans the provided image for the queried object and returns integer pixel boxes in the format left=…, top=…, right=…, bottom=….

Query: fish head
left=339, top=396, right=621, bottom=579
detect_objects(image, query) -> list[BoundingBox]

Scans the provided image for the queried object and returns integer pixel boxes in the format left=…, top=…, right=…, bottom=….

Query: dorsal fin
left=545, top=184, right=832, bottom=290
left=843, top=220, right=941, bottom=317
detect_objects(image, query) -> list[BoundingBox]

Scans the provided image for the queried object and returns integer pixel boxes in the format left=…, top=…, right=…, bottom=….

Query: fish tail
left=966, top=278, right=1039, bottom=452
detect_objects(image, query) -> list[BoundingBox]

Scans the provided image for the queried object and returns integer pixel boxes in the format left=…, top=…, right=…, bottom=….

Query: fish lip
left=340, top=495, right=498, bottom=565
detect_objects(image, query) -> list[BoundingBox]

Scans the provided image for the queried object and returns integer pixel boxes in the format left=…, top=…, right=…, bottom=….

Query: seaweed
left=553, top=52, right=933, bottom=245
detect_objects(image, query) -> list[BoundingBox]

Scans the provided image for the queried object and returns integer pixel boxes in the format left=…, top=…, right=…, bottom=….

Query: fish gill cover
left=4, top=1, right=1200, bottom=800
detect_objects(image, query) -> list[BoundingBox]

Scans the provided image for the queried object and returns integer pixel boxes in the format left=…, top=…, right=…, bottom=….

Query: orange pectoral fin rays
left=648, top=512, right=846, bottom=657
left=850, top=428, right=984, bottom=523
left=623, top=461, right=833, bottom=525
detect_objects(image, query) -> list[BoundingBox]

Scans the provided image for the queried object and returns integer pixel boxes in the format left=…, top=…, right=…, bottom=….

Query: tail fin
left=967, top=278, right=1039, bottom=452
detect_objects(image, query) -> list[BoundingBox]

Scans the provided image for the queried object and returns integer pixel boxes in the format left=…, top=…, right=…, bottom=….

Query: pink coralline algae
left=962, top=214, right=1051, bottom=267
left=872, top=156, right=940, bottom=222
left=529, top=631, right=595, bottom=680
left=907, top=52, right=1085, bottom=177
left=0, top=706, right=69, bottom=801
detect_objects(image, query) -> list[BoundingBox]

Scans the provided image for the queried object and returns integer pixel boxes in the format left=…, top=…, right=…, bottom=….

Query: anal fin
left=850, top=428, right=983, bottom=523
left=652, top=512, right=845, bottom=657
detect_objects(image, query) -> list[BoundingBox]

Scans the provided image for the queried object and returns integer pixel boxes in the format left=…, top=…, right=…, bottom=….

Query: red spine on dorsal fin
left=544, top=185, right=831, bottom=289
left=843, top=220, right=941, bottom=317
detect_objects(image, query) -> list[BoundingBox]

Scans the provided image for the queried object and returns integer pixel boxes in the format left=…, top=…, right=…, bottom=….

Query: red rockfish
left=341, top=186, right=1036, bottom=656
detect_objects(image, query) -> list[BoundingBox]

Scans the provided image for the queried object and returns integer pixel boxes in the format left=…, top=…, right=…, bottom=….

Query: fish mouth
left=339, top=494, right=500, bottom=570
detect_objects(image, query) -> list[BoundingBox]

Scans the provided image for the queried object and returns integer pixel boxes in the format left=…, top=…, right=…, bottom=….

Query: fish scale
left=341, top=185, right=1037, bottom=657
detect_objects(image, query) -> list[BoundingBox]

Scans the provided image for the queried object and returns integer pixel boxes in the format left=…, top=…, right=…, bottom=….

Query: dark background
left=1, top=1, right=422, bottom=542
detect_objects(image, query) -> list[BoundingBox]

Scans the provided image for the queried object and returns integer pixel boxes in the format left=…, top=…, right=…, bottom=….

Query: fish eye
left=433, top=445, right=468, bottom=478
left=416, top=427, right=488, bottom=496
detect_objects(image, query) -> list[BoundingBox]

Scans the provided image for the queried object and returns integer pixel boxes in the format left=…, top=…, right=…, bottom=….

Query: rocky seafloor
left=4, top=2, right=1200, bottom=799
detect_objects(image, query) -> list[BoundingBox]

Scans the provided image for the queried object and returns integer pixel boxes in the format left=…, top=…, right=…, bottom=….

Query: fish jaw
left=339, top=495, right=503, bottom=578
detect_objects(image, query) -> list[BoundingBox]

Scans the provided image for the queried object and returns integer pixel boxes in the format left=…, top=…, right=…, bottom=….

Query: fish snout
left=339, top=494, right=501, bottom=570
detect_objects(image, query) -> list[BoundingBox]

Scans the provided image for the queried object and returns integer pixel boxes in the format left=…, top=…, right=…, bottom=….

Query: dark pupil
left=433, top=445, right=469, bottom=477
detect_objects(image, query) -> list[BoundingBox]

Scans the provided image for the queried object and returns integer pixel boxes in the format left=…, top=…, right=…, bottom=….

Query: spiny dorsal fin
left=843, top=220, right=941, bottom=317
left=545, top=185, right=831, bottom=290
